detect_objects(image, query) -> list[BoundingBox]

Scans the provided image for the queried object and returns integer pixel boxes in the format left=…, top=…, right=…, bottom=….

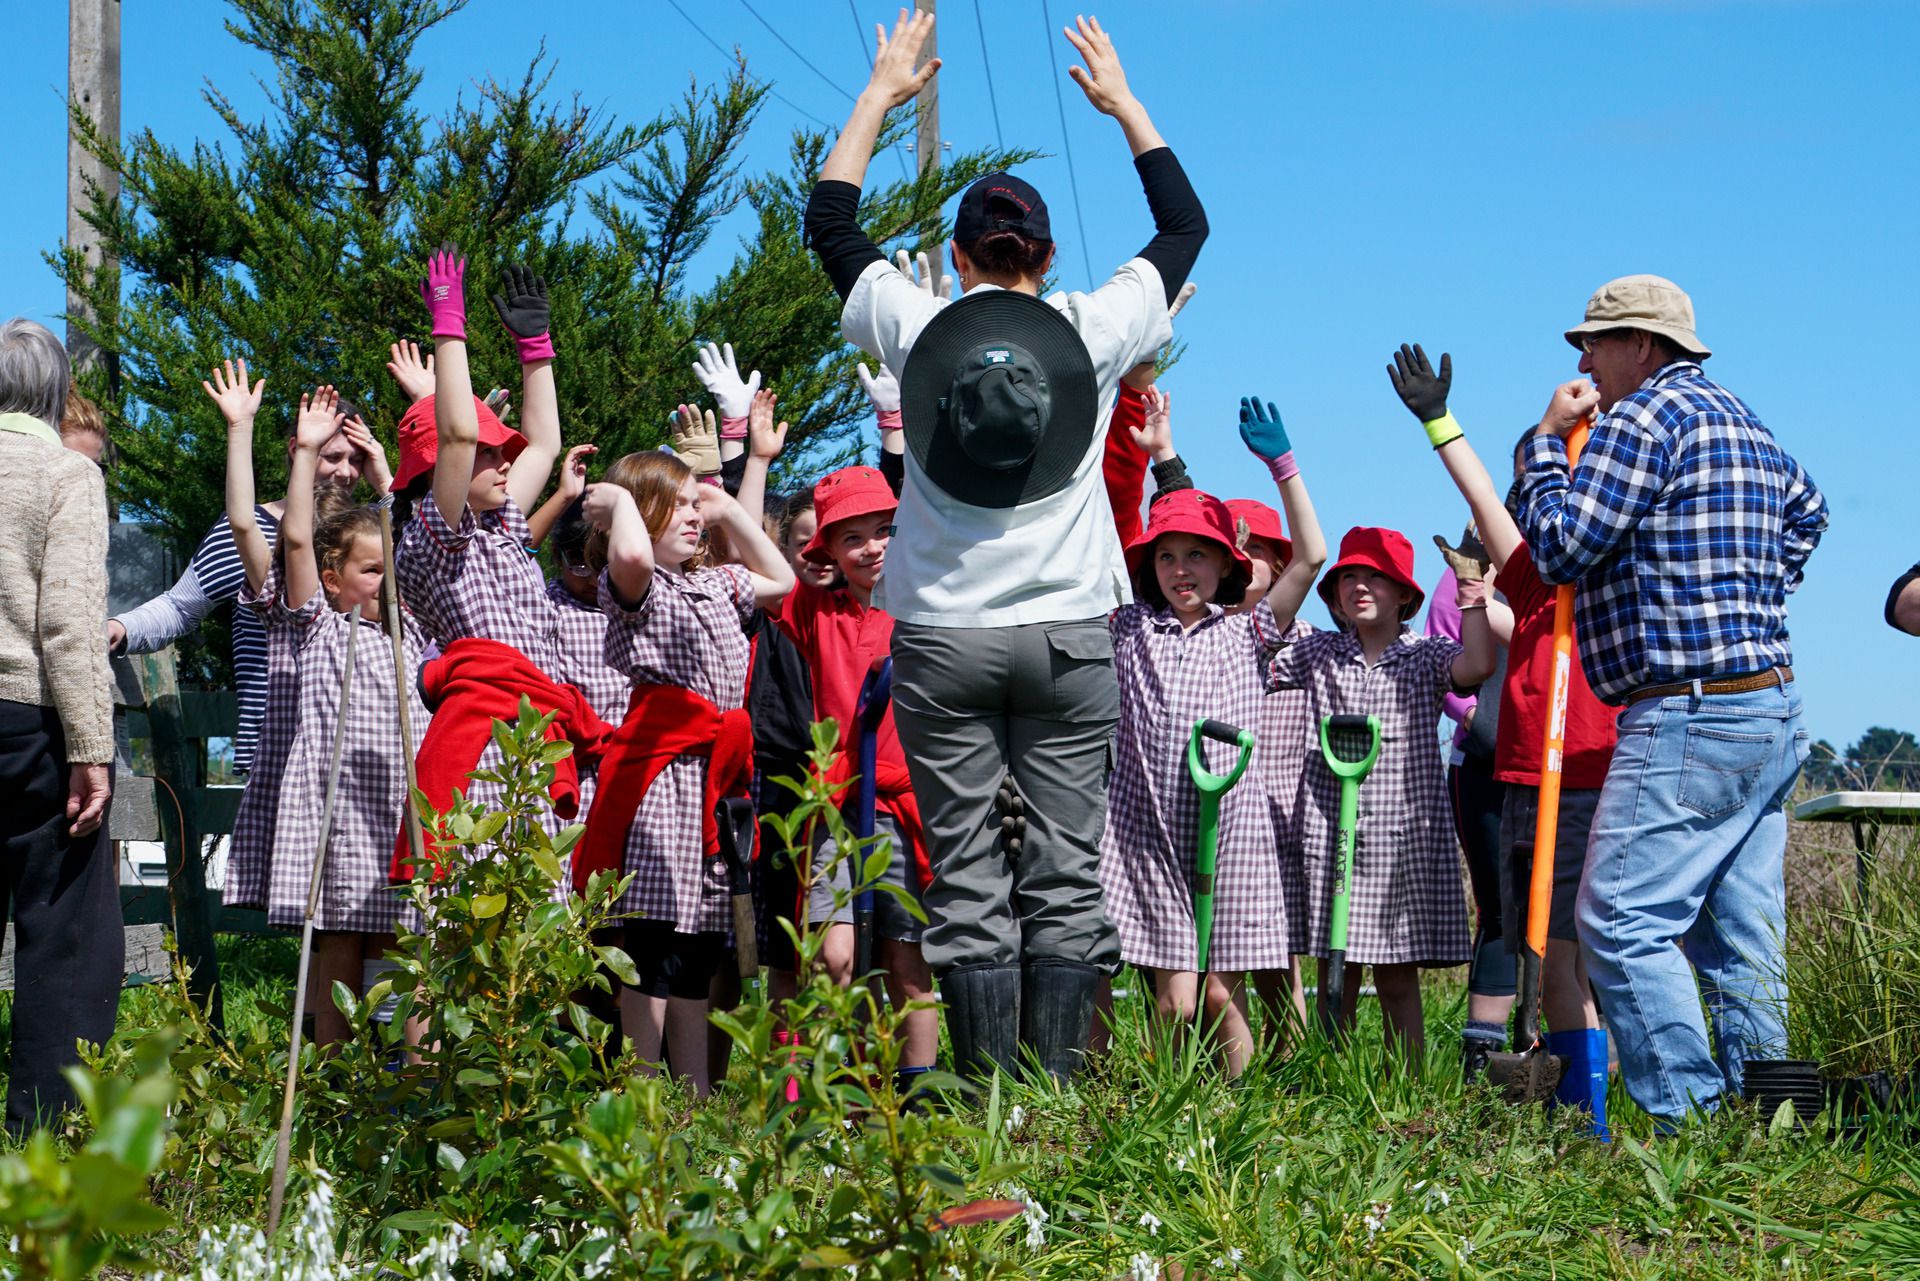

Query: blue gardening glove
left=1239, top=396, right=1293, bottom=461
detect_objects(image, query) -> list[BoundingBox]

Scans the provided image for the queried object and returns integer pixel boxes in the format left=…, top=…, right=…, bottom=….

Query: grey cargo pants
left=890, top=618, right=1121, bottom=974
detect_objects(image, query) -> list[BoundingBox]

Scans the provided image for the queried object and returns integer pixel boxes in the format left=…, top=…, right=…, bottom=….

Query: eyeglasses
left=1578, top=330, right=1626, bottom=355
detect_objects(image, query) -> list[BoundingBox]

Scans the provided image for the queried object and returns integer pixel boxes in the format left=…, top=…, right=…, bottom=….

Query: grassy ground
left=6, top=823, right=1920, bottom=1278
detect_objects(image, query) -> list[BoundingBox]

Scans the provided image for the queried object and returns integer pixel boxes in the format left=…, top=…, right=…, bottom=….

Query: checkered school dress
left=1268, top=627, right=1471, bottom=967
left=1098, top=601, right=1289, bottom=972
left=396, top=493, right=567, bottom=829
left=1254, top=618, right=1317, bottom=960
left=599, top=563, right=755, bottom=935
left=266, top=596, right=430, bottom=933
left=547, top=576, right=628, bottom=818
left=226, top=565, right=298, bottom=912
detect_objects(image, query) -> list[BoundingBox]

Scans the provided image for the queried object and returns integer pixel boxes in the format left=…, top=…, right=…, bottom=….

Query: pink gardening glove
left=420, top=243, right=467, bottom=342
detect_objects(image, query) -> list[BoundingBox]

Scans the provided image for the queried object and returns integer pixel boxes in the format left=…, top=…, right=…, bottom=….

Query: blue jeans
left=1575, top=682, right=1808, bottom=1126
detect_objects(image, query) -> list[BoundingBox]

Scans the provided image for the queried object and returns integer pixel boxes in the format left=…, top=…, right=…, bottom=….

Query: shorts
left=623, top=920, right=725, bottom=1000
left=805, top=812, right=925, bottom=946
left=1499, top=784, right=1601, bottom=948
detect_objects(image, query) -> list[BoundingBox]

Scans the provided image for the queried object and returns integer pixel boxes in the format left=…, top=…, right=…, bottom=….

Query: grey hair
left=0, top=319, right=71, bottom=429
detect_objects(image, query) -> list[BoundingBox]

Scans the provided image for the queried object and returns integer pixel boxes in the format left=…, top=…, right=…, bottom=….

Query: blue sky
left=7, top=0, right=1915, bottom=748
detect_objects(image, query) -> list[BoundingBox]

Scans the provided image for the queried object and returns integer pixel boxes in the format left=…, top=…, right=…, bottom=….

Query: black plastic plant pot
left=1826, top=1070, right=1893, bottom=1122
left=1742, top=1058, right=1825, bottom=1131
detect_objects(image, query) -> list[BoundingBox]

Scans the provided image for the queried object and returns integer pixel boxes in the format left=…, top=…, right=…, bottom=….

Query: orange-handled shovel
left=1486, top=418, right=1590, bottom=1102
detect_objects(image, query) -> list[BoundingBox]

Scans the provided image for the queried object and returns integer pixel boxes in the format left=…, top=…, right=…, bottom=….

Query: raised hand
left=294, top=385, right=346, bottom=453
left=856, top=361, right=901, bottom=414
left=419, top=243, right=467, bottom=341
left=385, top=341, right=435, bottom=403
left=1130, top=387, right=1175, bottom=461
left=340, top=416, right=393, bottom=493
left=894, top=248, right=953, bottom=302
left=482, top=387, right=514, bottom=423
left=1167, top=281, right=1197, bottom=320
left=692, top=341, right=762, bottom=421
left=1238, top=395, right=1294, bottom=463
left=557, top=443, right=598, bottom=502
left=670, top=403, right=721, bottom=477
left=1432, top=530, right=1492, bottom=584
left=863, top=8, right=940, bottom=110
left=490, top=264, right=555, bottom=362
left=202, top=358, right=265, bottom=426
left=1388, top=343, right=1452, bottom=424
left=747, top=388, right=788, bottom=463
left=1062, top=14, right=1137, bottom=117
left=581, top=481, right=631, bottom=532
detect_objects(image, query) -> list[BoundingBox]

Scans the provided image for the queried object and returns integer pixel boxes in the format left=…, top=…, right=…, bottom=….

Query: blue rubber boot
left=1548, top=1028, right=1611, bottom=1142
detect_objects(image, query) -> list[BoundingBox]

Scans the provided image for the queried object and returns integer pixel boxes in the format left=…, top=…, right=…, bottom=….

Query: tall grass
left=1786, top=829, right=1920, bottom=1078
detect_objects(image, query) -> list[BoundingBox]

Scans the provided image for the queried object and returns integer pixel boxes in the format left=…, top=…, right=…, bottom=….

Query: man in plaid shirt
left=1516, top=274, right=1826, bottom=1129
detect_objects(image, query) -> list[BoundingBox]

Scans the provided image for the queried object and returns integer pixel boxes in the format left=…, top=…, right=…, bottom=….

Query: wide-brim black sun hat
left=900, top=290, right=1099, bottom=510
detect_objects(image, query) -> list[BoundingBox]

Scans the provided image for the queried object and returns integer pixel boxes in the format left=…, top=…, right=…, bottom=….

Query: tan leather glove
left=670, top=403, right=721, bottom=478
left=1432, top=529, right=1492, bottom=583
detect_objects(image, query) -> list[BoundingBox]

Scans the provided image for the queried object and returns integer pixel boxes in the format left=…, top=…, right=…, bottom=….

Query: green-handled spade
left=1318, top=714, right=1382, bottom=1041
left=1188, top=719, right=1257, bottom=981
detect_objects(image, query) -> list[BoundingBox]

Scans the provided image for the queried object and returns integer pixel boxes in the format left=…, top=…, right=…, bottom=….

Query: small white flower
left=822, top=1162, right=839, bottom=1180
left=1459, top=1237, right=1475, bottom=1258
left=1139, top=1211, right=1161, bottom=1236
left=1129, top=1251, right=1161, bottom=1281
left=1363, top=1200, right=1392, bottom=1240
left=1006, top=1104, right=1028, bottom=1134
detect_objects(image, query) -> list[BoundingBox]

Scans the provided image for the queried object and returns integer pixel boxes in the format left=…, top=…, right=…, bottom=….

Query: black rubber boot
left=940, top=964, right=1022, bottom=1082
left=1019, top=959, right=1100, bottom=1085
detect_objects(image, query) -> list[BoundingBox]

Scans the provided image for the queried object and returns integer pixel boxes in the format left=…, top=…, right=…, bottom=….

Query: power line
left=1041, top=0, right=1095, bottom=284
left=972, top=0, right=1005, bottom=151
left=662, top=0, right=835, bottom=129
left=739, top=0, right=857, bottom=104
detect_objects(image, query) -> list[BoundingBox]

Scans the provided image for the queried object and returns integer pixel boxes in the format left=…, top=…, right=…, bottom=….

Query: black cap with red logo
left=953, top=172, right=1052, bottom=244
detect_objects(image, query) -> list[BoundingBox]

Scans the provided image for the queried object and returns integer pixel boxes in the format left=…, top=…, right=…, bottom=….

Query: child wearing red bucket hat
left=1267, top=501, right=1499, bottom=1067
left=775, top=458, right=940, bottom=1096
left=390, top=247, right=609, bottom=882
left=1096, top=390, right=1328, bottom=1077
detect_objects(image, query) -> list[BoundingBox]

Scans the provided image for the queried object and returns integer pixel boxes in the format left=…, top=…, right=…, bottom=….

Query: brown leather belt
left=1626, top=666, right=1793, bottom=705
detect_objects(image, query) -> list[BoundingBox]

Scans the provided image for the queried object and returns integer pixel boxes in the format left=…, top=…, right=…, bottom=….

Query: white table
left=1794, top=791, right=1920, bottom=902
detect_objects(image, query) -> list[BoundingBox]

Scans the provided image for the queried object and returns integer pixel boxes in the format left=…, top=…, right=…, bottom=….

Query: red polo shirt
left=1494, top=541, right=1619, bottom=789
left=778, top=579, right=904, bottom=769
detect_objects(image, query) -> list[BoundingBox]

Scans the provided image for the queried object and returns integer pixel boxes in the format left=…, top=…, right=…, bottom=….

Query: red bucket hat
left=391, top=394, right=528, bottom=493
left=1224, top=498, right=1293, bottom=569
left=803, top=465, right=898, bottom=564
left=1124, top=489, right=1254, bottom=580
left=1317, top=526, right=1425, bottom=619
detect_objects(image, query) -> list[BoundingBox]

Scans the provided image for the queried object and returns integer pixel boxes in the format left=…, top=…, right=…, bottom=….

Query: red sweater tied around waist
left=393, top=637, right=612, bottom=881
left=573, top=683, right=755, bottom=895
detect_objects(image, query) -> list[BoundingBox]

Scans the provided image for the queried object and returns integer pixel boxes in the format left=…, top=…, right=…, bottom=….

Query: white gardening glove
left=1167, top=280, right=1197, bottom=320
left=691, top=341, right=762, bottom=422
left=895, top=248, right=954, bottom=302
left=856, top=362, right=901, bottom=414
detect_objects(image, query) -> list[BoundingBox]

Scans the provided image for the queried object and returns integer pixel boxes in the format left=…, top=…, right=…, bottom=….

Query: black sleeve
left=805, top=180, right=888, bottom=302
left=1888, top=562, right=1920, bottom=633
left=720, top=451, right=747, bottom=498
left=879, top=447, right=904, bottom=498
left=1131, top=148, right=1208, bottom=305
left=1147, top=454, right=1194, bottom=507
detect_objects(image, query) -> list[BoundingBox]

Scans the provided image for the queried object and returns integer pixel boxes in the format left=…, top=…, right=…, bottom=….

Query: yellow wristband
left=1423, top=411, right=1464, bottom=449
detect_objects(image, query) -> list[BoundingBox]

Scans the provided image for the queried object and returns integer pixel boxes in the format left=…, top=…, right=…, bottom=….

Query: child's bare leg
left=879, top=938, right=937, bottom=1068
left=707, top=963, right=741, bottom=1089
left=1203, top=971, right=1254, bottom=1077
left=665, top=997, right=712, bottom=1098
left=1252, top=965, right=1304, bottom=1057
left=620, top=987, right=668, bottom=1068
left=1542, top=938, right=1598, bottom=1033
left=308, top=931, right=362, bottom=1048
left=818, top=922, right=854, bottom=986
left=1088, top=973, right=1115, bottom=1056
left=1318, top=957, right=1360, bottom=1035
left=1373, top=964, right=1425, bottom=1067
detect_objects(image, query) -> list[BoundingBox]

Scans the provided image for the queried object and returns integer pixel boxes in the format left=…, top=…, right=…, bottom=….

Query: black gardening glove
left=1387, top=342, right=1452, bottom=424
left=490, top=264, right=554, bottom=361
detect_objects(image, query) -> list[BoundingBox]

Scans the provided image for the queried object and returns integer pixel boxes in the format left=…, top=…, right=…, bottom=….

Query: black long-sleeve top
left=804, top=147, right=1207, bottom=306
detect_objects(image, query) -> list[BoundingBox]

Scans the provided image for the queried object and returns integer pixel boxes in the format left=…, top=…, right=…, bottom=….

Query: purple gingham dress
left=266, top=593, right=430, bottom=932
left=547, top=576, right=628, bottom=819
left=600, top=563, right=755, bottom=934
left=1268, top=627, right=1471, bottom=967
left=227, top=564, right=297, bottom=912
left=1098, top=601, right=1289, bottom=972
left=1254, top=618, right=1317, bottom=960
left=396, top=492, right=567, bottom=830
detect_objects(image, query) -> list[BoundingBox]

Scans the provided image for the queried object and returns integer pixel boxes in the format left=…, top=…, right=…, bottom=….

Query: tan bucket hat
left=1564, top=274, right=1711, bottom=359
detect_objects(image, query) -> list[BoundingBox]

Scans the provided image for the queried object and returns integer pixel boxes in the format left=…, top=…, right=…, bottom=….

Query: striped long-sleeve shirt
left=1515, top=361, right=1827, bottom=704
left=113, top=507, right=280, bottom=770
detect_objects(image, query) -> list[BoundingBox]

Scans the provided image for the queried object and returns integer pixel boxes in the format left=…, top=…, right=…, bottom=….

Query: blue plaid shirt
left=1515, top=362, right=1827, bottom=704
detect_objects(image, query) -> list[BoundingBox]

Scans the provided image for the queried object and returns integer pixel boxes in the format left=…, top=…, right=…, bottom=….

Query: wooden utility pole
left=914, top=0, right=940, bottom=178
left=67, top=0, right=121, bottom=375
